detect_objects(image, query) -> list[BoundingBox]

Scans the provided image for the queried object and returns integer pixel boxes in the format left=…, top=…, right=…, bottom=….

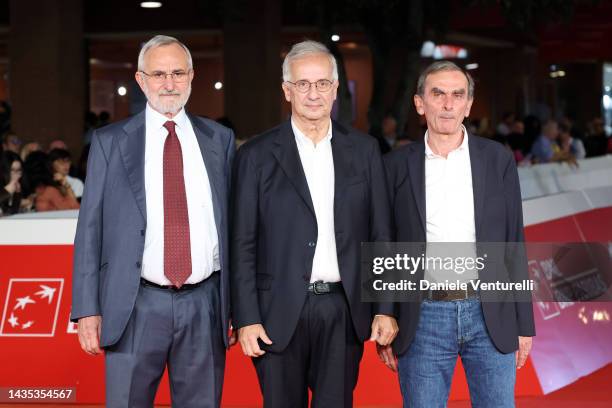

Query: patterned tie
left=163, top=120, right=192, bottom=287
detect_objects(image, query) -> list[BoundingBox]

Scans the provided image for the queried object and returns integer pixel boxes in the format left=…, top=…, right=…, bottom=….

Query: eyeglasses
left=286, top=79, right=334, bottom=93
left=139, top=70, right=191, bottom=83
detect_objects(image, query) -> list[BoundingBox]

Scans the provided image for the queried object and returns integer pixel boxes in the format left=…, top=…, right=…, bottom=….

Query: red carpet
left=0, top=363, right=609, bottom=407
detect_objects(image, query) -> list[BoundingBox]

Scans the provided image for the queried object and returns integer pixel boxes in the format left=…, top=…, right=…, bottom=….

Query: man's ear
left=135, top=71, right=146, bottom=93
left=281, top=82, right=292, bottom=103
left=414, top=94, right=425, bottom=116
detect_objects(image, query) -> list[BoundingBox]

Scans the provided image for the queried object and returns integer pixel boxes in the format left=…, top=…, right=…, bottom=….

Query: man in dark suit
left=382, top=61, right=535, bottom=407
left=231, top=40, right=398, bottom=407
left=71, top=35, right=235, bottom=407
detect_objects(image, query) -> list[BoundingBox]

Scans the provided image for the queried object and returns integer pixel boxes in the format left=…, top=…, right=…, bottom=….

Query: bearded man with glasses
left=72, top=35, right=235, bottom=407
left=231, top=40, right=397, bottom=407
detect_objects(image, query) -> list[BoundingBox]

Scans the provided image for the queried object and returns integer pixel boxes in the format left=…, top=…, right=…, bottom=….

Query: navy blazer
left=385, top=134, right=536, bottom=355
left=230, top=120, right=393, bottom=353
left=71, top=110, right=235, bottom=348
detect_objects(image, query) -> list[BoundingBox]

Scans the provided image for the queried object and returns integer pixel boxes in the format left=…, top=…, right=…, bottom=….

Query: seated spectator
left=1, top=151, right=28, bottom=215
left=48, top=148, right=84, bottom=198
left=20, top=141, right=42, bottom=161
left=559, top=123, right=586, bottom=160
left=531, top=120, right=577, bottom=165
left=23, top=151, right=79, bottom=212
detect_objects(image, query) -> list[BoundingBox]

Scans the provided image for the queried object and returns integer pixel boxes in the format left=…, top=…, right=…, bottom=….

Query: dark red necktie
left=163, top=120, right=192, bottom=287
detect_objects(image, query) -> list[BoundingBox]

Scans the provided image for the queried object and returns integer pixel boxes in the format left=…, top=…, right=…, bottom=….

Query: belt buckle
left=313, top=281, right=325, bottom=295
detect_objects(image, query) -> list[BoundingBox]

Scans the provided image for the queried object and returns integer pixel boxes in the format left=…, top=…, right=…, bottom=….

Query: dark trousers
left=253, top=291, right=364, bottom=408
left=105, top=274, right=226, bottom=408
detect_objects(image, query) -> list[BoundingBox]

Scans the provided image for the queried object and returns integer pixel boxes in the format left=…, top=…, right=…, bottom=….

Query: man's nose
left=442, top=94, right=454, bottom=110
left=163, top=75, right=176, bottom=89
left=306, top=84, right=320, bottom=99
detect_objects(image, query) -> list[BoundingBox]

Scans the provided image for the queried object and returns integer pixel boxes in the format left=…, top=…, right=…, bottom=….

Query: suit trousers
left=253, top=289, right=364, bottom=408
left=105, top=273, right=225, bottom=408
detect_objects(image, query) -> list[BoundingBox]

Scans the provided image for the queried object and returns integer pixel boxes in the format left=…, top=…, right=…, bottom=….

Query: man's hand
left=516, top=336, right=532, bottom=369
left=370, top=315, right=399, bottom=346
left=77, top=315, right=102, bottom=355
left=238, top=323, right=273, bottom=357
left=376, top=343, right=398, bottom=372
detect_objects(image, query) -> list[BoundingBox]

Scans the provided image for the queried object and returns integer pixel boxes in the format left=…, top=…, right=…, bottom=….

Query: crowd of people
left=0, top=111, right=108, bottom=216
left=377, top=109, right=611, bottom=165
left=2, top=99, right=611, bottom=218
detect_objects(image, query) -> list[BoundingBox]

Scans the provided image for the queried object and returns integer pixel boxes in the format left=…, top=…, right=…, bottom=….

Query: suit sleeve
left=368, top=140, right=396, bottom=317
left=230, top=144, right=262, bottom=329
left=71, top=130, right=108, bottom=322
left=503, top=152, right=536, bottom=337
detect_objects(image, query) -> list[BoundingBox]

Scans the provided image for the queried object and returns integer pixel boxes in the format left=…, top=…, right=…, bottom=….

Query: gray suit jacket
left=71, top=110, right=235, bottom=348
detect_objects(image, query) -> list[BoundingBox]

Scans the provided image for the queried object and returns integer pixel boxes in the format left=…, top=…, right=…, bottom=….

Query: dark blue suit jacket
left=230, top=120, right=393, bottom=353
left=385, top=134, right=536, bottom=355
left=71, top=110, right=235, bottom=348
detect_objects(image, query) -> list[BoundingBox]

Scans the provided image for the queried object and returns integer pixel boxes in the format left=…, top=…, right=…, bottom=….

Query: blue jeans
left=398, top=298, right=516, bottom=408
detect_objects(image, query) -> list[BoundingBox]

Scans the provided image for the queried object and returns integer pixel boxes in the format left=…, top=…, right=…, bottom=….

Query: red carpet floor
left=1, top=363, right=610, bottom=407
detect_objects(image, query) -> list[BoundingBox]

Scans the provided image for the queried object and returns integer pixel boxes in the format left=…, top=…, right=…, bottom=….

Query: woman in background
left=23, top=151, right=79, bottom=212
left=0, top=150, right=25, bottom=215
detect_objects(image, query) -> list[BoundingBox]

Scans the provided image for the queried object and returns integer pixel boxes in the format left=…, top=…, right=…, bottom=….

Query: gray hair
left=416, top=60, right=474, bottom=99
left=282, top=40, right=338, bottom=82
left=137, top=35, right=193, bottom=71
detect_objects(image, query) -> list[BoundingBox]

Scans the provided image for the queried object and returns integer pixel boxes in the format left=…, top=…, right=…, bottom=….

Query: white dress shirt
left=292, top=119, right=341, bottom=283
left=424, top=126, right=478, bottom=281
left=141, top=104, right=219, bottom=285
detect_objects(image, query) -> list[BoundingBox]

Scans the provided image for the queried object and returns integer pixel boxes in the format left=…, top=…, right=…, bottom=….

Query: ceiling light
left=140, top=2, right=162, bottom=9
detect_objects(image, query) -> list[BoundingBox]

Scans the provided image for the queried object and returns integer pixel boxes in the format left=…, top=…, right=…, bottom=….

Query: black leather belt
left=307, top=280, right=343, bottom=295
left=426, top=285, right=479, bottom=301
left=140, top=272, right=218, bottom=291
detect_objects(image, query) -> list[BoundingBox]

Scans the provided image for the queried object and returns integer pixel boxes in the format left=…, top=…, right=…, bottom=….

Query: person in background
left=530, top=120, right=573, bottom=163
left=559, top=123, right=586, bottom=160
left=48, top=148, right=84, bottom=199
left=584, top=117, right=608, bottom=157
left=24, top=151, right=79, bottom=212
left=381, top=113, right=399, bottom=151
left=1, top=151, right=26, bottom=215
left=496, top=111, right=515, bottom=136
left=47, top=139, right=68, bottom=152
left=2, top=132, right=22, bottom=154
left=20, top=141, right=42, bottom=161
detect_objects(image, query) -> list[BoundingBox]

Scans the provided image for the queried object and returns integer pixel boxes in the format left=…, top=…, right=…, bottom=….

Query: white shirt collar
left=424, top=125, right=469, bottom=158
left=145, top=103, right=188, bottom=131
left=291, top=118, right=333, bottom=148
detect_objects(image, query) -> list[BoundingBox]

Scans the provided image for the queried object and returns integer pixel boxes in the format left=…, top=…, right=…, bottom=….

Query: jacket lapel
left=119, top=111, right=147, bottom=222
left=271, top=120, right=316, bottom=218
left=189, top=114, right=223, bottom=233
left=331, top=121, right=354, bottom=222
left=407, top=141, right=427, bottom=234
left=469, top=134, right=487, bottom=240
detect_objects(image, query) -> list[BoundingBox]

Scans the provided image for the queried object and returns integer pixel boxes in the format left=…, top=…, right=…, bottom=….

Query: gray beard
left=145, top=84, right=192, bottom=115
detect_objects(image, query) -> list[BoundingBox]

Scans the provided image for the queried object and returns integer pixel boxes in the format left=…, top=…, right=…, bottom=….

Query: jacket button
left=136, top=261, right=141, bottom=268
left=308, top=241, right=316, bottom=247
left=140, top=229, right=145, bottom=236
